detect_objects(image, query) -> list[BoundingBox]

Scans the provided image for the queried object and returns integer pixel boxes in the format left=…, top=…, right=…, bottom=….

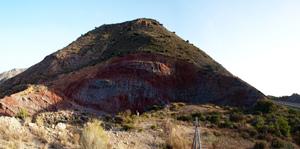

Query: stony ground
left=0, top=103, right=290, bottom=149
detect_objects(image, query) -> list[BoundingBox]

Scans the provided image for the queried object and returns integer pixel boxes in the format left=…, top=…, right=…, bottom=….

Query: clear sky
left=0, top=0, right=299, bottom=96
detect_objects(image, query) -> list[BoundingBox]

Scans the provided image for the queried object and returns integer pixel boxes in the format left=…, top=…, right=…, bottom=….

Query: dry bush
left=254, top=140, right=268, bottom=149
left=79, top=120, right=108, bottom=149
left=35, top=116, right=44, bottom=127
left=59, top=132, right=69, bottom=146
left=170, top=103, right=181, bottom=111
left=166, top=127, right=189, bottom=149
left=165, top=120, right=190, bottom=149
left=21, top=130, right=32, bottom=142
left=73, top=133, right=80, bottom=145
left=30, top=126, right=47, bottom=143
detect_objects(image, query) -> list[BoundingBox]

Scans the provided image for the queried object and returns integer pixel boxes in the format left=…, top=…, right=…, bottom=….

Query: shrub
left=219, top=118, right=233, bottom=128
left=114, top=116, right=123, bottom=123
left=192, top=111, right=206, bottom=121
left=123, top=124, right=137, bottom=131
left=240, top=131, right=250, bottom=139
left=35, top=116, right=44, bottom=127
left=271, top=137, right=284, bottom=148
left=207, top=115, right=220, bottom=124
left=138, top=128, right=146, bottom=133
left=254, top=98, right=277, bottom=114
left=254, top=140, right=268, bottom=149
left=147, top=105, right=165, bottom=111
left=177, top=113, right=192, bottom=122
left=230, top=112, right=245, bottom=122
left=73, top=133, right=80, bottom=145
left=249, top=129, right=259, bottom=138
left=131, top=115, right=139, bottom=123
left=151, top=125, right=157, bottom=130
left=276, top=116, right=291, bottom=137
left=170, top=103, right=181, bottom=111
left=79, top=120, right=108, bottom=149
left=254, top=117, right=265, bottom=129
left=16, top=109, right=30, bottom=120
left=105, top=115, right=112, bottom=122
left=166, top=127, right=189, bottom=148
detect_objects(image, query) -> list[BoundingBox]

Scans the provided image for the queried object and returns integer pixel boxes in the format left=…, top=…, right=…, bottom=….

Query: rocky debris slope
left=0, top=19, right=265, bottom=116
left=0, top=68, right=26, bottom=84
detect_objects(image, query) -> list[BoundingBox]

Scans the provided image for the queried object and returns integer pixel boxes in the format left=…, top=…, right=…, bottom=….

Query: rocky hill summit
left=0, top=18, right=265, bottom=116
left=0, top=68, right=26, bottom=84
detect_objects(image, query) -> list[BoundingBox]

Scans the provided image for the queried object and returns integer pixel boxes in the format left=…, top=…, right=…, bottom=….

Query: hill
left=0, top=68, right=26, bottom=84
left=270, top=93, right=300, bottom=104
left=0, top=18, right=265, bottom=116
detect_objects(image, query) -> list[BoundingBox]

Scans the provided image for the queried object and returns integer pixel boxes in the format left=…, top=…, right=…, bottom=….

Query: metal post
left=193, top=117, right=201, bottom=149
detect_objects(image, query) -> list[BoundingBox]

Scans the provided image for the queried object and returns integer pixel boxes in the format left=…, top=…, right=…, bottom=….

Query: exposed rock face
left=61, top=53, right=264, bottom=113
left=0, top=19, right=266, bottom=116
left=0, top=68, right=26, bottom=84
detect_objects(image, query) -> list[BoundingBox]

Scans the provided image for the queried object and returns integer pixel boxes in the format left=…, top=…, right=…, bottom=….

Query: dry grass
left=79, top=120, right=108, bottom=149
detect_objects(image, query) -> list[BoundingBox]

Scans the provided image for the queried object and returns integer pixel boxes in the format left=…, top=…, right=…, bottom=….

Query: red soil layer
left=0, top=53, right=265, bottom=116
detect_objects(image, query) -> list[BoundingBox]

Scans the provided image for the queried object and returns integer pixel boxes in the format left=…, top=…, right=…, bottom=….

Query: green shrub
left=254, top=140, right=268, bottom=149
left=151, top=125, right=157, bottom=130
left=16, top=109, right=30, bottom=120
left=192, top=111, right=206, bottom=121
left=254, top=98, right=277, bottom=114
left=114, top=116, right=123, bottom=123
left=147, top=105, right=165, bottom=111
left=229, top=112, right=245, bottom=122
left=276, top=116, right=291, bottom=137
left=131, top=115, right=139, bottom=123
left=207, top=115, right=220, bottom=124
left=177, top=113, right=192, bottom=122
left=254, top=117, right=265, bottom=129
left=225, top=118, right=233, bottom=128
left=79, top=120, right=108, bottom=149
left=138, top=128, right=146, bottom=133
left=123, top=124, right=137, bottom=131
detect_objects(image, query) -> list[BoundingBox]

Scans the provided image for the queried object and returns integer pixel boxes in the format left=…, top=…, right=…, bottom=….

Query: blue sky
left=0, top=0, right=299, bottom=96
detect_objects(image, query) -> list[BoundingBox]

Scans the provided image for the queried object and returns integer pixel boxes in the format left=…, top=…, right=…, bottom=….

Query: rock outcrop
left=0, top=18, right=265, bottom=116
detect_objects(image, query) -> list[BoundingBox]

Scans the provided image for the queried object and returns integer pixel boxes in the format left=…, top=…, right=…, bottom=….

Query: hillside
left=0, top=18, right=265, bottom=116
left=0, top=68, right=26, bottom=84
